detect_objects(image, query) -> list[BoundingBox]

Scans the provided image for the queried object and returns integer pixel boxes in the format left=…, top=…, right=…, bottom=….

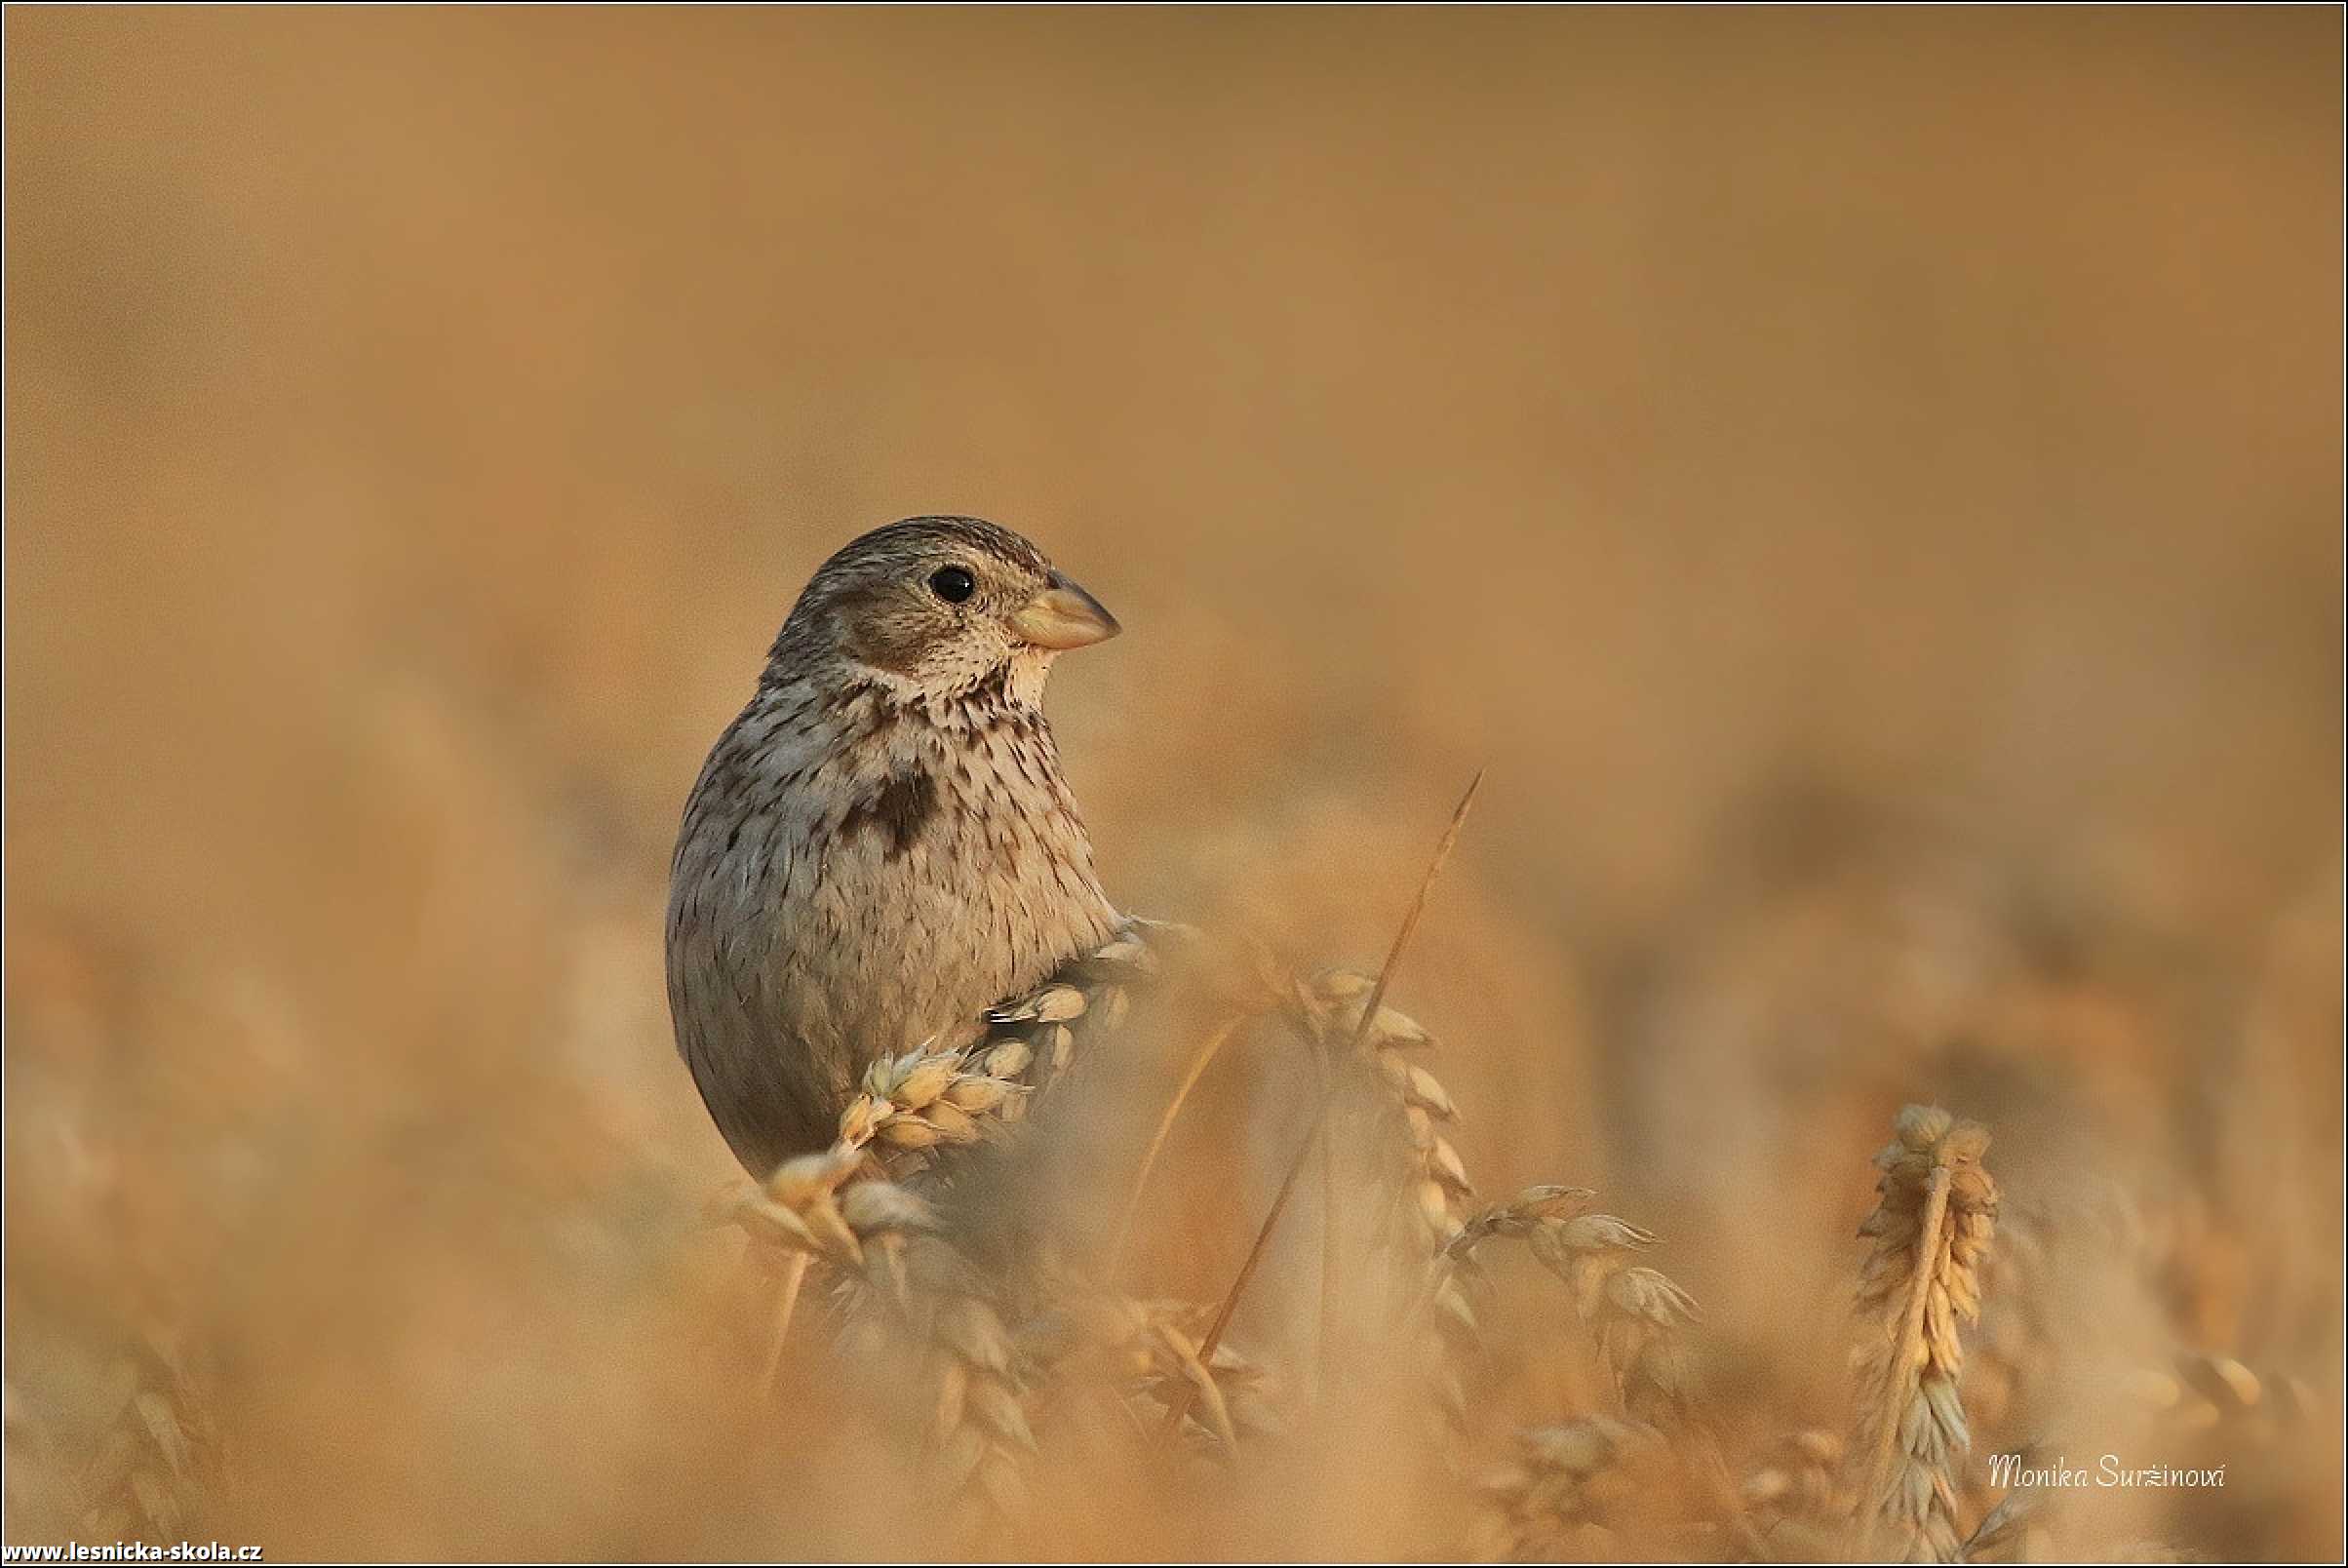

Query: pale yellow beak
left=1007, top=572, right=1120, bottom=650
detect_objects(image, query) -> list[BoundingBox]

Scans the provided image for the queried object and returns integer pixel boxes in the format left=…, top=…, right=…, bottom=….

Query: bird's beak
left=1008, top=572, right=1121, bottom=650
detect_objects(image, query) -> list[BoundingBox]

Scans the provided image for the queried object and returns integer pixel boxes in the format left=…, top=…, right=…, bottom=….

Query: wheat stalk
left=1106, top=1012, right=1250, bottom=1278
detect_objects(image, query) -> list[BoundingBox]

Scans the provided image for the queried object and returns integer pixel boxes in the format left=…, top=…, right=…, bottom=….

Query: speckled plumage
left=667, top=517, right=1122, bottom=1173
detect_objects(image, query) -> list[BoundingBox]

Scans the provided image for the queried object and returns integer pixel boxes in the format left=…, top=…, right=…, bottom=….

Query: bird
left=666, top=515, right=1129, bottom=1177
left=671, top=517, right=1485, bottom=1479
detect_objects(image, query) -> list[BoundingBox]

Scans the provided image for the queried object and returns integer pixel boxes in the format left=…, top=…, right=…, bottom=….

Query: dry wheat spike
left=1848, top=1104, right=2000, bottom=1562
left=1742, top=1428, right=1855, bottom=1558
left=1474, top=1416, right=1681, bottom=1560
left=726, top=1146, right=1034, bottom=1530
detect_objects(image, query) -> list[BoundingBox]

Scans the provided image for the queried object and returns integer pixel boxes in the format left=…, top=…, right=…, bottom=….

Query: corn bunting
left=666, top=516, right=1125, bottom=1174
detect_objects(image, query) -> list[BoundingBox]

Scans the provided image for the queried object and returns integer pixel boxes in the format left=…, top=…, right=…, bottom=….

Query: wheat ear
left=1849, top=1105, right=2000, bottom=1562
left=1060, top=1292, right=1284, bottom=1458
left=62, top=1329, right=215, bottom=1545
left=1293, top=968, right=1476, bottom=1256
left=1473, top=1416, right=1676, bottom=1560
left=723, top=920, right=1201, bottom=1527
left=1158, top=772, right=1483, bottom=1440
left=729, top=1147, right=1035, bottom=1529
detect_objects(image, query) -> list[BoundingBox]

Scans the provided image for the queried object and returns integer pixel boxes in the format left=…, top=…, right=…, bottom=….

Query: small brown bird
left=666, top=516, right=1125, bottom=1174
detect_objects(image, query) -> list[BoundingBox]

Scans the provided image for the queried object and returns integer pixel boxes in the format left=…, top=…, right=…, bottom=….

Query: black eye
left=928, top=566, right=976, bottom=604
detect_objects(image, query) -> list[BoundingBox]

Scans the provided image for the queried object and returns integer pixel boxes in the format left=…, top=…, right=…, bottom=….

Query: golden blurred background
left=6, top=8, right=2341, bottom=1559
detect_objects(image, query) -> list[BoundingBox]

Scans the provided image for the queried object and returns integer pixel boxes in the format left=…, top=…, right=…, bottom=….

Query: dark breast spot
left=843, top=769, right=940, bottom=858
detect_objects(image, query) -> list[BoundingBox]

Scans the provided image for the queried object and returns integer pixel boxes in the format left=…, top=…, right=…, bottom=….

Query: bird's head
left=772, top=516, right=1119, bottom=705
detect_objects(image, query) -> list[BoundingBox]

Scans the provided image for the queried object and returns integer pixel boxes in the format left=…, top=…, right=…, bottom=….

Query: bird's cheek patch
left=833, top=595, right=932, bottom=676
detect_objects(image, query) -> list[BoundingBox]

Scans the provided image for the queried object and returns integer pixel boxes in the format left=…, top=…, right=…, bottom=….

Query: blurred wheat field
left=4, top=8, right=2342, bottom=1561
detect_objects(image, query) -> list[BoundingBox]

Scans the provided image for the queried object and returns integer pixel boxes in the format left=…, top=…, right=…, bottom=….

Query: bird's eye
left=928, top=566, right=977, bottom=604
